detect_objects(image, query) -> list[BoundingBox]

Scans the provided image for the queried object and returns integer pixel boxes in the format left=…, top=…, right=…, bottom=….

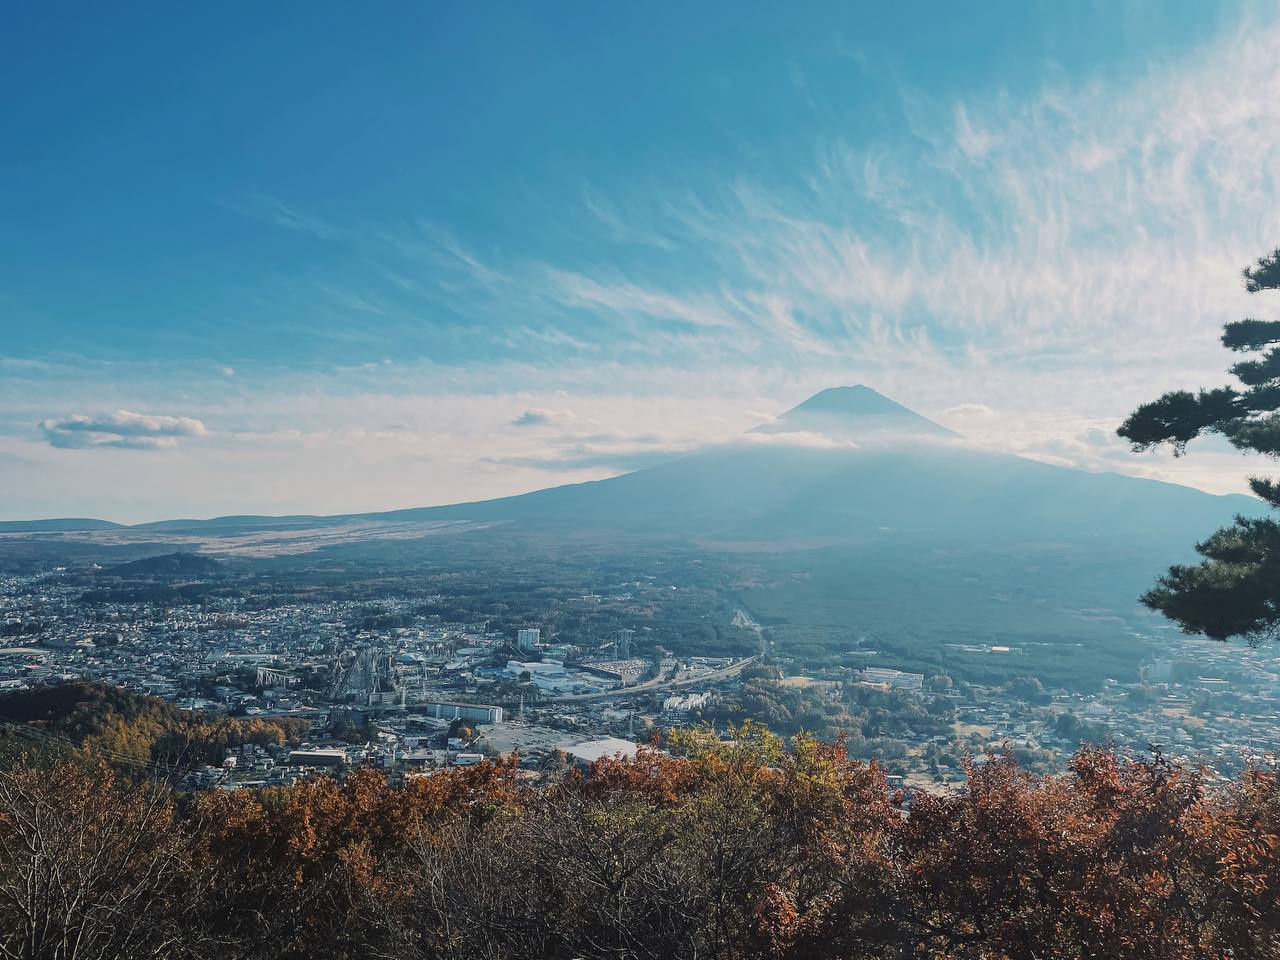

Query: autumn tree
left=0, top=758, right=198, bottom=960
left=190, top=756, right=525, bottom=960
left=2, top=719, right=1278, bottom=959
left=1120, top=247, right=1280, bottom=644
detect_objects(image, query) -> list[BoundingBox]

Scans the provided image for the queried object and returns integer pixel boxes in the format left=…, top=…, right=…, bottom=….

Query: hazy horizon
left=3, top=383, right=1265, bottom=527
left=5, top=2, right=1280, bottom=522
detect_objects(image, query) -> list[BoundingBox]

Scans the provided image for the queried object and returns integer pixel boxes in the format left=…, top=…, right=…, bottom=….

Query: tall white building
left=1143, top=659, right=1174, bottom=684
left=517, top=627, right=540, bottom=652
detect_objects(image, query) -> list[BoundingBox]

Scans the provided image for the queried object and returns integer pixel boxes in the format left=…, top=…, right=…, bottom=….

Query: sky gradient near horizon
left=5, top=1, right=1280, bottom=522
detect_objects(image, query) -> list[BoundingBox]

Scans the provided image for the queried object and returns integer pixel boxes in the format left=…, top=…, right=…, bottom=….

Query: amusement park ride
left=328, top=644, right=398, bottom=706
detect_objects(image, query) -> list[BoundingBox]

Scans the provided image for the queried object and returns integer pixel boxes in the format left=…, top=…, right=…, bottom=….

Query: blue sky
left=3, top=1, right=1279, bottom=521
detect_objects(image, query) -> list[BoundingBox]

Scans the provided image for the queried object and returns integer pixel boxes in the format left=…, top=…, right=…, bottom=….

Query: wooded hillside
left=0, top=682, right=310, bottom=768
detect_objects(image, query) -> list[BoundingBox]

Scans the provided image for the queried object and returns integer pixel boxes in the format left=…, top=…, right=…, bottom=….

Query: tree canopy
left=2, top=730, right=1278, bottom=959
left=1119, top=247, right=1280, bottom=644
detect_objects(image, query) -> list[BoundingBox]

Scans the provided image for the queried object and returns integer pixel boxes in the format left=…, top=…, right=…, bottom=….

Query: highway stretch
left=545, top=654, right=761, bottom=703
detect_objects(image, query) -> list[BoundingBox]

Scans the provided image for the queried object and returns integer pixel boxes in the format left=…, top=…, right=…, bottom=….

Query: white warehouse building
left=860, top=667, right=925, bottom=691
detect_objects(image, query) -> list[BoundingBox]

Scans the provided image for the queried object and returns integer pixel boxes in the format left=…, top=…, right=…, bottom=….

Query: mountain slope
left=2, top=387, right=1263, bottom=551
left=388, top=440, right=1257, bottom=550
left=367, top=386, right=1257, bottom=549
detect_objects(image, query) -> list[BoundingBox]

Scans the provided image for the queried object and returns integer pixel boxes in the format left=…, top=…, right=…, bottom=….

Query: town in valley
left=2, top=534, right=1275, bottom=794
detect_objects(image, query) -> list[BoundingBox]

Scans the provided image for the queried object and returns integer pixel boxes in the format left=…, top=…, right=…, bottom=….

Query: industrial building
left=287, top=748, right=349, bottom=766
left=420, top=700, right=504, bottom=724
left=860, top=666, right=925, bottom=690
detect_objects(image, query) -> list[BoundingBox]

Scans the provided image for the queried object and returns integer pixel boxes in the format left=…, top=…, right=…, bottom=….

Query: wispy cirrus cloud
left=215, top=13, right=1280, bottom=382
left=580, top=184, right=675, bottom=250
left=546, top=269, right=739, bottom=331
left=12, top=13, right=1280, bottom=520
left=38, top=410, right=208, bottom=450
left=220, top=195, right=344, bottom=240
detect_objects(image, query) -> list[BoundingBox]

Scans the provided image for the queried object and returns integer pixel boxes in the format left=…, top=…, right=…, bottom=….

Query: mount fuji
left=358, top=385, right=1260, bottom=551
left=5, top=386, right=1261, bottom=551
left=6, top=387, right=1264, bottom=684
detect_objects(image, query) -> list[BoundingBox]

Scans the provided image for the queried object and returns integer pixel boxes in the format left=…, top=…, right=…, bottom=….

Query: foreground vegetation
left=0, top=725, right=1276, bottom=960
